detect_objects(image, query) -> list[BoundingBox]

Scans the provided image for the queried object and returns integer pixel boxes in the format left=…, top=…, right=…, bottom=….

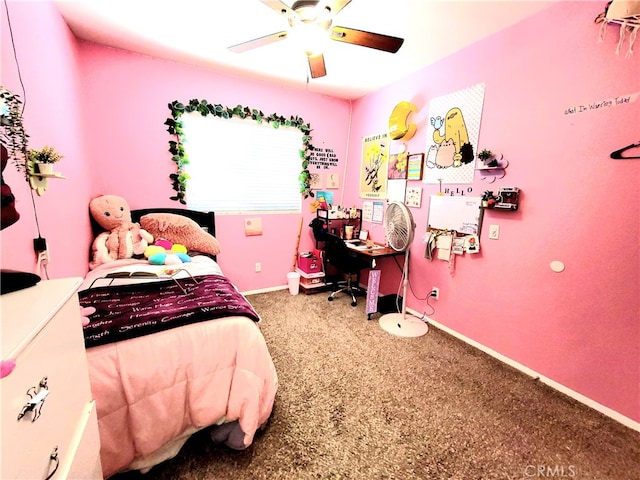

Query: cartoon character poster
left=360, top=132, right=389, bottom=199
left=423, top=83, right=485, bottom=184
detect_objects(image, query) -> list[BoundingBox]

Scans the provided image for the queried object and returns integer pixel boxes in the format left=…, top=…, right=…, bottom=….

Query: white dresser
left=1, top=278, right=103, bottom=479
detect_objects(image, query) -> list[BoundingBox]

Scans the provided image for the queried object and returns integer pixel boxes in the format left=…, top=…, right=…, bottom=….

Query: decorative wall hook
left=610, top=141, right=640, bottom=159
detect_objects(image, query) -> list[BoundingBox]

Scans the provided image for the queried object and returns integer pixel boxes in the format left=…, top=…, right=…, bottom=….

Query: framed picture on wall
left=309, top=172, right=323, bottom=189
left=326, top=173, right=340, bottom=189
left=407, top=153, right=424, bottom=180
left=388, top=152, right=408, bottom=179
left=405, top=187, right=422, bottom=208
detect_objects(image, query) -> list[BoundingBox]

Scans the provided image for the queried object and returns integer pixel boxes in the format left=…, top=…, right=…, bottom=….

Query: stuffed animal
left=144, top=239, right=191, bottom=265
left=89, top=194, right=154, bottom=270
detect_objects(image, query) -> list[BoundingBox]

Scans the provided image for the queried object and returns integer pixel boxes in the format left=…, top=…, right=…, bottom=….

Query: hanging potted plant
left=0, top=87, right=29, bottom=174
left=478, top=148, right=498, bottom=168
left=482, top=190, right=495, bottom=208
left=28, top=146, right=62, bottom=174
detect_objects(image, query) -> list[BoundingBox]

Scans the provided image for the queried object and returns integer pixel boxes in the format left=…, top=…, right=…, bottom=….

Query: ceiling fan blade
left=308, top=53, right=327, bottom=78
left=229, top=31, right=288, bottom=53
left=260, top=0, right=296, bottom=19
left=330, top=26, right=404, bottom=53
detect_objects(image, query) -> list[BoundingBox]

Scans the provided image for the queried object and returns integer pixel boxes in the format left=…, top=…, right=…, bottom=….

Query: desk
left=344, top=243, right=404, bottom=319
left=324, top=242, right=399, bottom=285
left=346, top=242, right=402, bottom=263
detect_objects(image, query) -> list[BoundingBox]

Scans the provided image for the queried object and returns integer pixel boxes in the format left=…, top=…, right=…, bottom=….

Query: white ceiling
left=55, top=0, right=558, bottom=100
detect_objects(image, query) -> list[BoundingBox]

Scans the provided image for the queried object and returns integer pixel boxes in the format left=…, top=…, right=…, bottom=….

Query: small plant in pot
left=28, top=146, right=62, bottom=174
left=482, top=190, right=496, bottom=208
left=478, top=148, right=498, bottom=168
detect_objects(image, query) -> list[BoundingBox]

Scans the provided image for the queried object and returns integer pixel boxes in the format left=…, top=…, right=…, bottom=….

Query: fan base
left=379, top=312, right=428, bottom=338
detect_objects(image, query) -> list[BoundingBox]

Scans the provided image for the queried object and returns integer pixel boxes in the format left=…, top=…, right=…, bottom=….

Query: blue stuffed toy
left=144, top=239, right=191, bottom=265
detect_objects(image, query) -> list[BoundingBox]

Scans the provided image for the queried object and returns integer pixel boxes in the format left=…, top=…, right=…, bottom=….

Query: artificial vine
left=0, top=87, right=29, bottom=175
left=164, top=99, right=315, bottom=204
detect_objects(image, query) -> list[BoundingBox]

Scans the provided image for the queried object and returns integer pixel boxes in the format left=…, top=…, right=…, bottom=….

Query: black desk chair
left=324, top=233, right=367, bottom=307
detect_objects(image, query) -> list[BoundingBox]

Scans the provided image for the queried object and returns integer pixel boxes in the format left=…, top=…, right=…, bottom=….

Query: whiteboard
left=427, top=195, right=483, bottom=234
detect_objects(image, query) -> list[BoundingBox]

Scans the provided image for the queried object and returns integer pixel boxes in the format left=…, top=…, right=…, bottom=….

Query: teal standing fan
left=379, top=201, right=428, bottom=338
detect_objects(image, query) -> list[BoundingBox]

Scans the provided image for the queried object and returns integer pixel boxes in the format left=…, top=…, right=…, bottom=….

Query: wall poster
left=388, top=152, right=408, bottom=179
left=407, top=153, right=424, bottom=180
left=326, top=172, right=340, bottom=189
left=387, top=179, right=407, bottom=203
left=309, top=172, right=323, bottom=190
left=360, top=132, right=389, bottom=199
left=423, top=83, right=485, bottom=185
left=405, top=187, right=422, bottom=208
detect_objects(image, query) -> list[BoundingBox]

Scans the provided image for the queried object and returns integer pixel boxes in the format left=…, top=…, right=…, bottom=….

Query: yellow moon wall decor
left=388, top=101, right=417, bottom=141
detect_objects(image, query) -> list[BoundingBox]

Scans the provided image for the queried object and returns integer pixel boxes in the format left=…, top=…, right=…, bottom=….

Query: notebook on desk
left=346, top=241, right=385, bottom=251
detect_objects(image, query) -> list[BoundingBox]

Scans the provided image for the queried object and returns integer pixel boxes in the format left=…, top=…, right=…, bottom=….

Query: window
left=181, top=112, right=304, bottom=214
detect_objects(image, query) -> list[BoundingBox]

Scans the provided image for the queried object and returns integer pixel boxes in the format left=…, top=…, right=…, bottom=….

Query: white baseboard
left=240, top=290, right=639, bottom=432
left=406, top=307, right=640, bottom=433
left=242, top=285, right=289, bottom=296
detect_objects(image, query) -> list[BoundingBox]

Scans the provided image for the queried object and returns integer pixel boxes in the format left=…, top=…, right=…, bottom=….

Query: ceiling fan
left=228, top=0, right=404, bottom=79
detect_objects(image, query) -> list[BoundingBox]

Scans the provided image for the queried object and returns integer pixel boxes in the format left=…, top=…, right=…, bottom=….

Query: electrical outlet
left=37, top=250, right=49, bottom=268
left=255, top=262, right=261, bottom=272
left=489, top=224, right=500, bottom=240
left=431, top=287, right=439, bottom=300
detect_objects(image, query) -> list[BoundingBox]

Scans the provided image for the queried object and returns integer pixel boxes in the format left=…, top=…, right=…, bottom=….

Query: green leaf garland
left=166, top=99, right=315, bottom=204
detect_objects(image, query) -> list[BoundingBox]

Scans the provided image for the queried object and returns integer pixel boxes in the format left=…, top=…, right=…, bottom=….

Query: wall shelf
left=476, top=166, right=504, bottom=171
left=476, top=155, right=509, bottom=183
left=29, top=172, right=66, bottom=179
left=26, top=165, right=66, bottom=196
left=482, top=187, right=520, bottom=211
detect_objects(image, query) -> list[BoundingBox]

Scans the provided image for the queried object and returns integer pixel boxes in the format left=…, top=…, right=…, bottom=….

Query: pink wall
left=75, top=43, right=350, bottom=290
left=343, top=2, right=639, bottom=423
left=1, top=1, right=638, bottom=425
left=1, top=1, right=94, bottom=278
left=2, top=2, right=350, bottom=289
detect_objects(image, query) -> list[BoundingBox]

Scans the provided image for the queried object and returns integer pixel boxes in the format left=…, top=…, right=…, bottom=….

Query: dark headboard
left=89, top=207, right=217, bottom=261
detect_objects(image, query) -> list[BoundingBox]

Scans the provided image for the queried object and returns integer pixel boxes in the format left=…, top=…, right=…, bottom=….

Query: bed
left=79, top=208, right=278, bottom=478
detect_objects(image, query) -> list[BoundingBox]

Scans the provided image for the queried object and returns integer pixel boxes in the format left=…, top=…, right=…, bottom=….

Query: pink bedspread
left=81, top=259, right=278, bottom=477
left=88, top=316, right=277, bottom=477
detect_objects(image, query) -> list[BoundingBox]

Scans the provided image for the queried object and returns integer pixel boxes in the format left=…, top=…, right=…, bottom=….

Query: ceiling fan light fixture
left=291, top=0, right=328, bottom=21
left=290, top=22, right=328, bottom=55
left=231, top=0, right=403, bottom=78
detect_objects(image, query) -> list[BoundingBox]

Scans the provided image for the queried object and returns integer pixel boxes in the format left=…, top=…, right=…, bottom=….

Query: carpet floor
left=113, top=289, right=639, bottom=480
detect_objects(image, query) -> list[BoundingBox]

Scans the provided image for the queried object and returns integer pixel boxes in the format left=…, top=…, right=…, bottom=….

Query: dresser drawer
left=64, top=401, right=103, bottom=479
left=1, top=294, right=96, bottom=479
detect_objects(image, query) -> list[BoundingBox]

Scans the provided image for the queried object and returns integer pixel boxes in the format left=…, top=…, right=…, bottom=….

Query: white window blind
left=181, top=112, right=303, bottom=214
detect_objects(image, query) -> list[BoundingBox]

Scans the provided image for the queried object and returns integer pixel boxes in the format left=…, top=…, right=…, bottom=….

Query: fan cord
left=391, top=252, right=436, bottom=315
left=385, top=202, right=434, bottom=317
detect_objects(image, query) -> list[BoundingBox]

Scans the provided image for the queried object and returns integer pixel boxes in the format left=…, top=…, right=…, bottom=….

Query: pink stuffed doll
left=89, top=194, right=154, bottom=270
